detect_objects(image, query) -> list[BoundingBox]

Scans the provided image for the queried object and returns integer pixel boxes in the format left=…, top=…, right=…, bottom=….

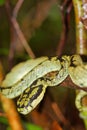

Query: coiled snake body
left=0, top=55, right=87, bottom=115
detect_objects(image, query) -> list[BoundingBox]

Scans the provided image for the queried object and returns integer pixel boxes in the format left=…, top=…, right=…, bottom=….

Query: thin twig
left=13, top=0, right=24, bottom=18
left=51, top=102, right=68, bottom=125
left=5, top=0, right=35, bottom=59
left=11, top=17, right=35, bottom=58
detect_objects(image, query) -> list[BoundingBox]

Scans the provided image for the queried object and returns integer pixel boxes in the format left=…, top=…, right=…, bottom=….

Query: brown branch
left=0, top=62, right=24, bottom=130
left=72, top=0, right=87, bottom=55
left=81, top=1, right=87, bottom=29
left=1, top=95, right=24, bottom=130
left=56, top=0, right=72, bottom=56
left=51, top=121, right=63, bottom=130
left=60, top=76, right=87, bottom=92
left=51, top=102, right=68, bottom=125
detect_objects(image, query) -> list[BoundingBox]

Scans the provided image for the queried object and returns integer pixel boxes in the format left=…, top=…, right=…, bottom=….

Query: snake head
left=17, top=81, right=47, bottom=115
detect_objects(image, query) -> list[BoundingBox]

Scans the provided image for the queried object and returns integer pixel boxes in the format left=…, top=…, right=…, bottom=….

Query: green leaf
left=25, top=122, right=43, bottom=130
left=0, top=117, right=8, bottom=125
left=0, top=0, right=5, bottom=6
left=0, top=117, right=43, bottom=130
left=6, top=121, right=43, bottom=130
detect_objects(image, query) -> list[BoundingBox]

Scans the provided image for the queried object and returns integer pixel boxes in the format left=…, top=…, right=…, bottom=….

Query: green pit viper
left=0, top=55, right=87, bottom=115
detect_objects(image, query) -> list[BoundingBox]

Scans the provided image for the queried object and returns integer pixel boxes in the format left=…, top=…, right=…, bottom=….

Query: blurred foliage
left=29, top=5, right=62, bottom=56
left=0, top=0, right=5, bottom=6
left=0, top=117, right=43, bottom=130
left=0, top=1, right=75, bottom=59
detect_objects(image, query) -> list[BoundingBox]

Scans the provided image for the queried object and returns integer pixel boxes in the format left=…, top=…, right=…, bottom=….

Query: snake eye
left=17, top=83, right=47, bottom=115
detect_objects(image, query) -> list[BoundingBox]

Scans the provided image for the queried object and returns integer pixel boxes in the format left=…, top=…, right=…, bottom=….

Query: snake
left=0, top=55, right=87, bottom=115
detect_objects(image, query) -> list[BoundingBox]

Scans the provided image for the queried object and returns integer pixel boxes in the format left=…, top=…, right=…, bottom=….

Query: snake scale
left=0, top=55, right=87, bottom=115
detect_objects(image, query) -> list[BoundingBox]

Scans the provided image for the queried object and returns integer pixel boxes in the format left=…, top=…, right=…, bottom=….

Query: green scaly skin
left=0, top=55, right=87, bottom=115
